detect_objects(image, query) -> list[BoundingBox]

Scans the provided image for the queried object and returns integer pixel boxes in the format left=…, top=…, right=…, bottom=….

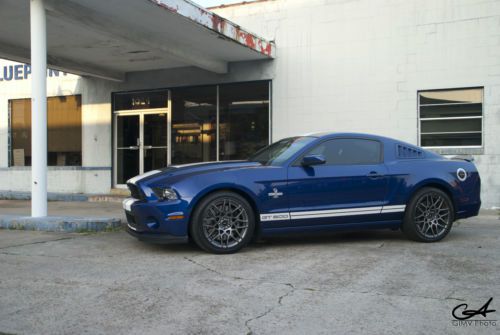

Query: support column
left=30, top=0, right=47, bottom=217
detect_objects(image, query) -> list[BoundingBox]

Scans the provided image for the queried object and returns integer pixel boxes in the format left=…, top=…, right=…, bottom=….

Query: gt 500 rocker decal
left=260, top=205, right=406, bottom=222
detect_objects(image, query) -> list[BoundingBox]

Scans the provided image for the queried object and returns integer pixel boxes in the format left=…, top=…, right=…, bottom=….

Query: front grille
left=125, top=212, right=136, bottom=224
left=127, top=183, right=144, bottom=200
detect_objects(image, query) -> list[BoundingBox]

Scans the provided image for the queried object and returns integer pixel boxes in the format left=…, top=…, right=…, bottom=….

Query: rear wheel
left=190, top=191, right=255, bottom=254
left=403, top=187, right=454, bottom=242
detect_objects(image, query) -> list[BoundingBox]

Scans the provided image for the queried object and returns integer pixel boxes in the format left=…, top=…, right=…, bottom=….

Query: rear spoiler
left=447, top=155, right=474, bottom=162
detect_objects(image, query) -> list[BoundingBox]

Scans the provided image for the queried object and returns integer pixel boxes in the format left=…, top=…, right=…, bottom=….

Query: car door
left=286, top=138, right=388, bottom=227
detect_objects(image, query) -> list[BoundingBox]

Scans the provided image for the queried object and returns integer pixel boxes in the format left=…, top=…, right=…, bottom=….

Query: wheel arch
left=407, top=179, right=456, bottom=214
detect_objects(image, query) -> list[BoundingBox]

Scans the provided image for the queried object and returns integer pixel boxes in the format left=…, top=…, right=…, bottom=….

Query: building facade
left=1, top=0, right=499, bottom=208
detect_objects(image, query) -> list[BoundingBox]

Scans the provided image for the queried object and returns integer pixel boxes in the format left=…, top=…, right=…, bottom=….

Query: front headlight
left=152, top=187, right=178, bottom=201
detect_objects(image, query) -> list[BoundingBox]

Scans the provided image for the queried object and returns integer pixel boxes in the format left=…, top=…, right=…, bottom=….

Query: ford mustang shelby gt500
left=123, top=132, right=481, bottom=254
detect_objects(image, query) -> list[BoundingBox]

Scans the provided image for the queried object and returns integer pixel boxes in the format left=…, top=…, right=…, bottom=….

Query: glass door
left=143, top=113, right=168, bottom=172
left=116, top=114, right=140, bottom=184
left=114, top=110, right=170, bottom=186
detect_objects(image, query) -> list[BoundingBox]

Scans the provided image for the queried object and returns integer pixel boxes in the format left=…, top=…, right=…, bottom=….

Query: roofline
left=148, top=0, right=275, bottom=58
left=207, top=0, right=272, bottom=10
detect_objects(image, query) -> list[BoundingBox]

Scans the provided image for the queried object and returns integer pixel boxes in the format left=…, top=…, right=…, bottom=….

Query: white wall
left=0, top=60, right=117, bottom=194
left=212, top=0, right=500, bottom=208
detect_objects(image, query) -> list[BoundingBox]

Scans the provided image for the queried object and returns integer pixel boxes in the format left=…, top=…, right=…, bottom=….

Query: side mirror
left=301, top=154, right=326, bottom=166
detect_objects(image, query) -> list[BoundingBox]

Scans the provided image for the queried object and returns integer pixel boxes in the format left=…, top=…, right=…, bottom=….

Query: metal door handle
left=143, top=145, right=153, bottom=149
left=367, top=171, right=384, bottom=178
left=129, top=146, right=139, bottom=150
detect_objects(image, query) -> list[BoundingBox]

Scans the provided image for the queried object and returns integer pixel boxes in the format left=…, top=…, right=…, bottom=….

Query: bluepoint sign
left=0, top=63, right=66, bottom=81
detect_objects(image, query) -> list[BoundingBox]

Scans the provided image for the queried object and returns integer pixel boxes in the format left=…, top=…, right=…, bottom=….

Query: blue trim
left=0, top=166, right=111, bottom=171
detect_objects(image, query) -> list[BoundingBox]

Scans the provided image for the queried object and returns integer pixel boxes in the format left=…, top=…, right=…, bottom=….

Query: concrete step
left=110, top=188, right=131, bottom=196
left=0, top=214, right=121, bottom=232
left=88, top=194, right=128, bottom=203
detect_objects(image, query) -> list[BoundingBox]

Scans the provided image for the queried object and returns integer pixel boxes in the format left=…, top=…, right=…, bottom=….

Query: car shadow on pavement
left=126, top=226, right=477, bottom=254
left=127, top=229, right=409, bottom=254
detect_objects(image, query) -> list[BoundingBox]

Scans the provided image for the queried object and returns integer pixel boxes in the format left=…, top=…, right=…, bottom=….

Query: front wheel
left=402, top=187, right=454, bottom=242
left=190, top=191, right=255, bottom=254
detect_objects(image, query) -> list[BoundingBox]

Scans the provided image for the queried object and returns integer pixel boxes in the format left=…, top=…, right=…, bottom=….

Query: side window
left=307, top=138, right=382, bottom=165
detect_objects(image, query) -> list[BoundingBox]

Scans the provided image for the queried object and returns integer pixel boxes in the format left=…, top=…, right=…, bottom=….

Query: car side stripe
left=260, top=204, right=406, bottom=221
left=290, top=206, right=383, bottom=216
left=291, top=209, right=381, bottom=220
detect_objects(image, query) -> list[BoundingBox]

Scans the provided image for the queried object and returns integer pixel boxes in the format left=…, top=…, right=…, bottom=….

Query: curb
left=0, top=215, right=122, bottom=232
left=0, top=191, right=88, bottom=202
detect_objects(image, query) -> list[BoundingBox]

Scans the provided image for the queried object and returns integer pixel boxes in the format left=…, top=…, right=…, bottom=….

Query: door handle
left=367, top=171, right=384, bottom=179
left=129, top=146, right=139, bottom=150
left=143, top=145, right=153, bottom=149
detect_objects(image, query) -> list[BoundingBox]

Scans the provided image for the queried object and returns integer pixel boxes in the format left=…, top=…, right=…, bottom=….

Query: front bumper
left=123, top=197, right=190, bottom=241
left=126, top=225, right=188, bottom=244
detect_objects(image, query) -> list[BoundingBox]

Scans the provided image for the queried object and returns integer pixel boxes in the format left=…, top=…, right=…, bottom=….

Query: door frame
left=113, top=94, right=171, bottom=188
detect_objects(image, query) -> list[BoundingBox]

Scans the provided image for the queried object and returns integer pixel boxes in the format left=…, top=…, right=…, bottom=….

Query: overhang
left=0, top=0, right=275, bottom=81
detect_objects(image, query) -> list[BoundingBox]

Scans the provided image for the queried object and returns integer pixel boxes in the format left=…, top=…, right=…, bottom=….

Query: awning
left=0, top=0, right=275, bottom=81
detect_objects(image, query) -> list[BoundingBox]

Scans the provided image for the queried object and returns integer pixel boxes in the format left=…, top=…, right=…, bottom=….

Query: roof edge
left=148, top=0, right=275, bottom=58
left=207, top=0, right=272, bottom=10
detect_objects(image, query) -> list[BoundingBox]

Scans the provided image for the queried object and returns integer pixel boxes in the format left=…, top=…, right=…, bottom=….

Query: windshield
left=248, top=136, right=316, bottom=166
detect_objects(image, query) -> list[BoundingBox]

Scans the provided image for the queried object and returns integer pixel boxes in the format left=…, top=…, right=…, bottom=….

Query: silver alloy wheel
left=414, top=192, right=451, bottom=239
left=202, top=197, right=249, bottom=249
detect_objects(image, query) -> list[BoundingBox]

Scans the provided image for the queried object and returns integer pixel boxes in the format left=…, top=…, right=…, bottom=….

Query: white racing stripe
left=381, top=205, right=406, bottom=214
left=127, top=169, right=162, bottom=185
left=122, top=198, right=137, bottom=212
left=260, top=204, right=407, bottom=221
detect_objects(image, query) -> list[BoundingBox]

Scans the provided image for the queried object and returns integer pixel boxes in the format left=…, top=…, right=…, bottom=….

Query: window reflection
left=219, top=82, right=269, bottom=160
left=10, top=95, right=82, bottom=166
left=419, top=88, right=483, bottom=148
left=171, top=86, right=217, bottom=164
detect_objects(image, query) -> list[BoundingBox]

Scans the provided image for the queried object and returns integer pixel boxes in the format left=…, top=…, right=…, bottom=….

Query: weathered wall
left=212, top=0, right=500, bottom=208
left=0, top=60, right=118, bottom=194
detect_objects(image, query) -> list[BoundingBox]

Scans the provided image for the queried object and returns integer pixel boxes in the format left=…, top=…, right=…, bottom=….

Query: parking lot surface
left=1, top=212, right=499, bottom=334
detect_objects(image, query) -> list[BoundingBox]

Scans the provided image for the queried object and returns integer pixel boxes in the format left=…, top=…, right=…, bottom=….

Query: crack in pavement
left=183, top=256, right=467, bottom=303
left=183, top=256, right=296, bottom=288
left=244, top=283, right=295, bottom=335
left=0, top=236, right=77, bottom=250
left=183, top=256, right=226, bottom=277
left=183, top=255, right=470, bottom=333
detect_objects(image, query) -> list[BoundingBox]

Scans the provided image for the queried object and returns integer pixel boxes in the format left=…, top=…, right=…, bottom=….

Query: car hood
left=127, top=160, right=262, bottom=185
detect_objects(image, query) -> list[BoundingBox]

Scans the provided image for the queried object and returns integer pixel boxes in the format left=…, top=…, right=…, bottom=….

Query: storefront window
left=171, top=86, right=217, bottom=164
left=219, top=82, right=269, bottom=160
left=10, top=95, right=82, bottom=166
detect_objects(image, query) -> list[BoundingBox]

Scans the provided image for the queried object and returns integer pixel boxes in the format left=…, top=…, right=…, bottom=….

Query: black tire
left=402, top=187, right=454, bottom=242
left=190, top=191, right=255, bottom=254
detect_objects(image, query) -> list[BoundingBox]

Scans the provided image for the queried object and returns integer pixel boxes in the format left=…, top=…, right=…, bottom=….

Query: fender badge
left=268, top=188, right=283, bottom=199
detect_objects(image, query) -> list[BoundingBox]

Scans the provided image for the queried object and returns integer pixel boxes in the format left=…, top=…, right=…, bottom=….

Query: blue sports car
left=123, top=132, right=481, bottom=254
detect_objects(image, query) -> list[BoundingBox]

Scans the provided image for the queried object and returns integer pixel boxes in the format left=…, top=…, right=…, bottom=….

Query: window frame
left=417, top=87, right=484, bottom=150
left=292, top=137, right=384, bottom=167
left=8, top=94, right=83, bottom=167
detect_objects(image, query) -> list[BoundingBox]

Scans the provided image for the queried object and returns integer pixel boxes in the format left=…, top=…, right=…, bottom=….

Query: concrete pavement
left=0, top=200, right=127, bottom=222
left=0, top=212, right=499, bottom=334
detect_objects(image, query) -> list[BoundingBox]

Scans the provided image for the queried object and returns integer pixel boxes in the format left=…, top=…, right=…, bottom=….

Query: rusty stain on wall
left=147, top=0, right=274, bottom=58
